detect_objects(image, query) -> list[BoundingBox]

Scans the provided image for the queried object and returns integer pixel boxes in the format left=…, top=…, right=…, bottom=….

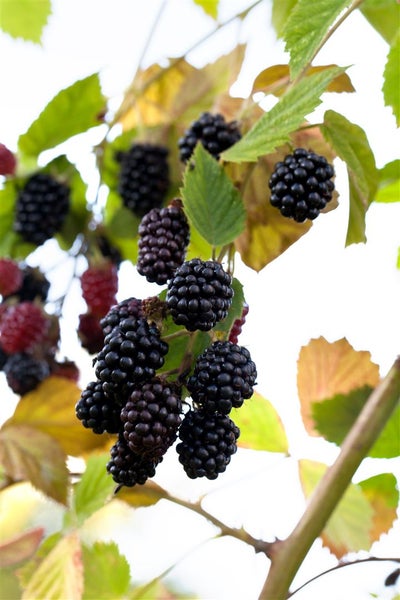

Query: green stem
left=258, top=356, right=400, bottom=600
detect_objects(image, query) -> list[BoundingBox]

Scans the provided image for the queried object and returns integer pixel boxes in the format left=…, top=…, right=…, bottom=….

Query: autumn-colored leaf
left=0, top=528, right=44, bottom=568
left=359, top=473, right=399, bottom=544
left=297, top=337, right=380, bottom=435
left=115, top=480, right=169, bottom=508
left=0, top=425, right=69, bottom=505
left=5, top=376, right=108, bottom=456
left=235, top=391, right=288, bottom=453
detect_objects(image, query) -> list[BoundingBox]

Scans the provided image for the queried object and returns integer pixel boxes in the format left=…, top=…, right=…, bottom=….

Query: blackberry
left=117, top=143, right=170, bottom=218
left=14, top=172, right=70, bottom=245
left=77, top=313, right=104, bottom=355
left=0, top=301, right=49, bottom=354
left=166, top=258, right=233, bottom=331
left=80, top=262, right=118, bottom=317
left=0, top=143, right=16, bottom=176
left=0, top=345, right=8, bottom=370
left=121, top=378, right=182, bottom=460
left=94, top=316, right=168, bottom=404
left=107, top=435, right=160, bottom=487
left=229, top=302, right=249, bottom=344
left=178, top=112, right=241, bottom=162
left=0, top=258, right=22, bottom=297
left=137, top=199, right=190, bottom=285
left=187, top=341, right=257, bottom=415
left=4, top=353, right=50, bottom=395
left=5, top=265, right=50, bottom=302
left=268, top=148, right=335, bottom=222
left=75, top=380, right=121, bottom=434
left=100, top=297, right=143, bottom=336
left=176, top=409, right=240, bottom=480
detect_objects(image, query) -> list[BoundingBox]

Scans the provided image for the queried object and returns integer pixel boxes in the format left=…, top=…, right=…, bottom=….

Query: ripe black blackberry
left=0, top=345, right=8, bottom=370
left=166, top=258, right=233, bottom=331
left=3, top=265, right=50, bottom=303
left=137, top=199, right=190, bottom=285
left=176, top=409, right=240, bottom=480
left=268, top=148, right=335, bottom=222
left=117, top=143, right=170, bottom=218
left=187, top=341, right=257, bottom=415
left=121, top=378, right=182, bottom=460
left=14, top=172, right=70, bottom=245
left=107, top=435, right=160, bottom=488
left=75, top=380, right=121, bottom=434
left=100, top=297, right=144, bottom=336
left=178, top=112, right=241, bottom=162
left=94, top=316, right=169, bottom=404
left=4, top=353, right=50, bottom=395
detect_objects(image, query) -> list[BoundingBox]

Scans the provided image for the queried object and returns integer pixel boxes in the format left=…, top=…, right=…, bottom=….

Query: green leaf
left=73, top=455, right=115, bottom=526
left=299, top=460, right=374, bottom=557
left=271, top=0, right=299, bottom=37
left=359, top=473, right=399, bottom=543
left=192, top=0, right=219, bottom=19
left=322, top=110, right=378, bottom=245
left=360, top=0, right=400, bottom=45
left=82, top=542, right=130, bottom=600
left=375, top=160, right=400, bottom=203
left=383, top=32, right=400, bottom=127
left=181, top=143, right=246, bottom=246
left=222, top=67, right=345, bottom=163
left=282, top=0, right=351, bottom=79
left=0, top=568, right=22, bottom=599
left=235, top=391, right=288, bottom=453
left=18, top=74, right=105, bottom=157
left=0, top=425, right=68, bottom=505
left=312, top=386, right=400, bottom=459
left=0, top=0, right=51, bottom=44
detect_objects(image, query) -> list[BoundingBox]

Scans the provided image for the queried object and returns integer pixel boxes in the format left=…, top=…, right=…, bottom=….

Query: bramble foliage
left=0, top=1, right=399, bottom=599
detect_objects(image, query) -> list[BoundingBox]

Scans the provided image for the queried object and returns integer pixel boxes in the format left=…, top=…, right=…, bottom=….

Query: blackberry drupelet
left=75, top=380, right=121, bottom=434
left=268, top=148, right=335, bottom=223
left=14, top=172, right=70, bottom=245
left=117, top=143, right=170, bottom=218
left=137, top=199, right=190, bottom=285
left=107, top=435, right=160, bottom=487
left=4, top=353, right=50, bottom=394
left=94, top=316, right=168, bottom=404
left=121, top=377, right=182, bottom=460
left=229, top=302, right=249, bottom=344
left=166, top=258, right=233, bottom=331
left=100, top=297, right=144, bottom=336
left=176, top=409, right=240, bottom=480
left=187, top=341, right=257, bottom=415
left=178, top=112, right=241, bottom=162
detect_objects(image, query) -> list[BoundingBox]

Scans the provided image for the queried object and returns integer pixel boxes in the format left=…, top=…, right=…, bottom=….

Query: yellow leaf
left=116, top=480, right=168, bottom=508
left=360, top=474, right=399, bottom=544
left=22, top=532, right=83, bottom=600
left=5, top=376, right=109, bottom=456
left=297, top=337, right=380, bottom=435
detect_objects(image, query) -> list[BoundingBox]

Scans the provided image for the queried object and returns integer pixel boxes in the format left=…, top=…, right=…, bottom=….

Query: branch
left=258, top=356, right=400, bottom=600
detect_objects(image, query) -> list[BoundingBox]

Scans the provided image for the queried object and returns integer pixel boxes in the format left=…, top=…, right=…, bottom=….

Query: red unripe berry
left=0, top=302, right=49, bottom=354
left=228, top=302, right=249, bottom=344
left=0, top=143, right=17, bottom=176
left=80, top=262, right=118, bottom=317
left=0, top=258, right=23, bottom=297
left=77, top=312, right=104, bottom=354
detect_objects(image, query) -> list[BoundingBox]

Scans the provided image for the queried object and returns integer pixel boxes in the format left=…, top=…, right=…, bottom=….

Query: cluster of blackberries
left=0, top=259, right=79, bottom=394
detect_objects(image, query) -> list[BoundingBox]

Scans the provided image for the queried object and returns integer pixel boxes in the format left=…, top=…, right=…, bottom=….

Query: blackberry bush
left=178, top=112, right=241, bottom=162
left=187, top=341, right=257, bottom=415
left=14, top=172, right=70, bottom=245
left=121, top=377, right=183, bottom=460
left=176, top=409, right=240, bottom=480
left=75, top=380, right=121, bottom=434
left=117, top=143, right=170, bottom=217
left=137, top=199, right=190, bottom=285
left=268, top=148, right=335, bottom=222
left=107, top=435, right=160, bottom=488
left=94, top=316, right=169, bottom=404
left=166, top=258, right=233, bottom=331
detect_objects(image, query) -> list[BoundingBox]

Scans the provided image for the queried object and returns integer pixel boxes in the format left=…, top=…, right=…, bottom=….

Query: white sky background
left=0, top=0, right=399, bottom=598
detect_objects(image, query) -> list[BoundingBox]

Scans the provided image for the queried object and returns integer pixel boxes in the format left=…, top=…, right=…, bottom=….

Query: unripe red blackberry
left=268, top=148, right=335, bottom=222
left=228, top=302, right=249, bottom=344
left=107, top=435, right=160, bottom=487
left=4, top=353, right=50, bottom=394
left=76, top=380, right=121, bottom=434
left=166, top=258, right=233, bottom=331
left=77, top=313, right=104, bottom=354
left=176, top=409, right=240, bottom=479
left=0, top=302, right=49, bottom=354
left=5, top=265, right=50, bottom=302
left=0, top=258, right=22, bottom=297
left=178, top=112, right=241, bottom=162
left=100, top=297, right=143, bottom=337
left=50, top=359, right=80, bottom=382
left=14, top=172, right=70, bottom=245
left=117, top=143, right=170, bottom=218
left=95, top=316, right=169, bottom=404
left=187, top=341, right=257, bottom=415
left=80, top=262, right=118, bottom=317
left=0, top=143, right=17, bottom=176
left=137, top=199, right=190, bottom=285
left=121, top=378, right=182, bottom=460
